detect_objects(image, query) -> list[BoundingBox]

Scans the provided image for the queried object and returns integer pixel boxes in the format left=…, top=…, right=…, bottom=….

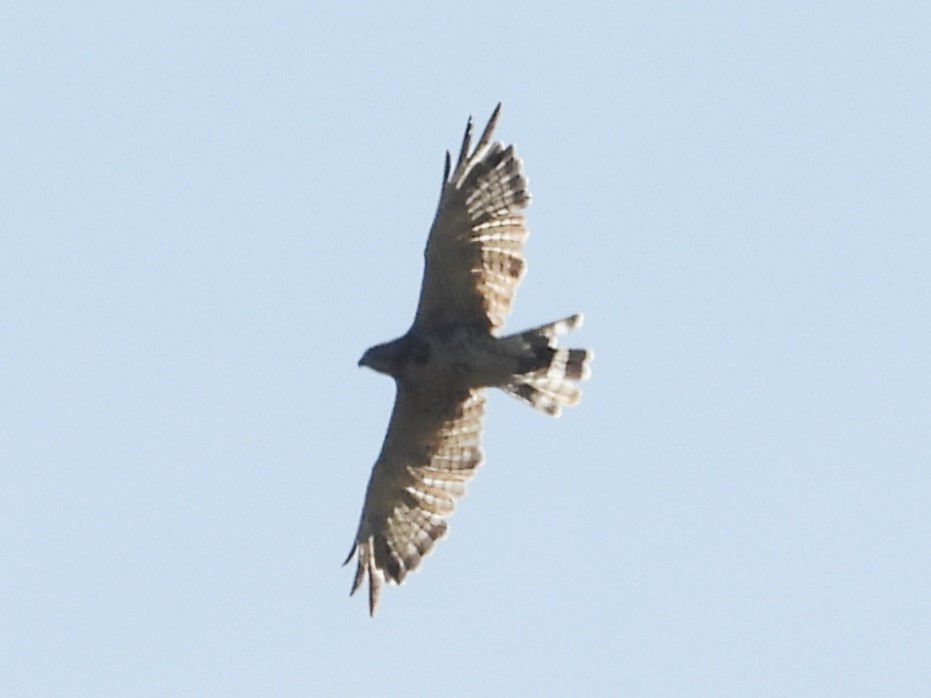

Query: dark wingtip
left=368, top=569, right=380, bottom=617
left=455, top=115, right=474, bottom=170
left=475, top=103, right=503, bottom=155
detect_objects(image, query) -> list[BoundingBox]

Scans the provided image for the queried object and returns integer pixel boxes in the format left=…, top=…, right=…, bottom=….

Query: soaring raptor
left=344, top=104, right=592, bottom=615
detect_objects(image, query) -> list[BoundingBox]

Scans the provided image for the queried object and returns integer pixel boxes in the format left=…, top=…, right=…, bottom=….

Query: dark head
left=358, top=334, right=430, bottom=378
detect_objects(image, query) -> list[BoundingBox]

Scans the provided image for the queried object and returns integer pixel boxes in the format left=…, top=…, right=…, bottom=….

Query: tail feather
left=498, top=314, right=593, bottom=417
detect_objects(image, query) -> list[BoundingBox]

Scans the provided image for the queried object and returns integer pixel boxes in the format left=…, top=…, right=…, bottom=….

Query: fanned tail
left=498, top=314, right=593, bottom=417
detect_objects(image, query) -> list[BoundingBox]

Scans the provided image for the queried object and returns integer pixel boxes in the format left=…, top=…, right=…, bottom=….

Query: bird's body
left=362, top=322, right=567, bottom=392
left=345, top=104, right=592, bottom=615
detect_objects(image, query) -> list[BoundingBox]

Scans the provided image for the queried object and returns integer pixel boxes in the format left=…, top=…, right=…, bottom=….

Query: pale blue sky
left=3, top=2, right=930, bottom=696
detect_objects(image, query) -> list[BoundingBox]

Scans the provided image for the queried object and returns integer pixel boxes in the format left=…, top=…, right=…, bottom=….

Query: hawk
left=344, top=104, right=592, bottom=615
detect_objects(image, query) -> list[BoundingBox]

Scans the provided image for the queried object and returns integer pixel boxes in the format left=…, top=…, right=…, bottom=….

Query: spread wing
left=344, top=386, right=486, bottom=615
left=412, top=103, right=531, bottom=333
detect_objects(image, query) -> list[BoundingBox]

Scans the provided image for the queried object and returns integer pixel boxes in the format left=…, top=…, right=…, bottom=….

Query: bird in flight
left=344, top=104, right=592, bottom=615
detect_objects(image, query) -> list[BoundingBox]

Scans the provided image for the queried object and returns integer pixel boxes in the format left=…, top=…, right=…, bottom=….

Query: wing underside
left=413, top=104, right=531, bottom=332
left=345, top=387, right=486, bottom=615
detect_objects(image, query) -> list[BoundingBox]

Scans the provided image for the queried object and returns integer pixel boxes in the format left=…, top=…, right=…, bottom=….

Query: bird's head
left=358, top=339, right=404, bottom=377
left=359, top=335, right=429, bottom=377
